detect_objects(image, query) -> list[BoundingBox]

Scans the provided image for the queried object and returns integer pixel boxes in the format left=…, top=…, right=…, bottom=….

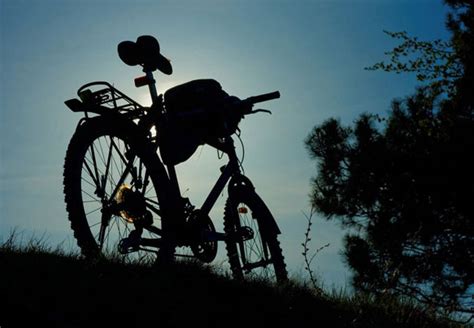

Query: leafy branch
left=365, top=30, right=463, bottom=95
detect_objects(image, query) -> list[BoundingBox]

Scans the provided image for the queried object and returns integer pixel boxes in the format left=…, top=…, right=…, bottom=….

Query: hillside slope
left=0, top=246, right=461, bottom=328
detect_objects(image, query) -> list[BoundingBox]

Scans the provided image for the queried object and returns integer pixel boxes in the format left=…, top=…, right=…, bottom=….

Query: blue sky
left=1, top=0, right=450, bottom=287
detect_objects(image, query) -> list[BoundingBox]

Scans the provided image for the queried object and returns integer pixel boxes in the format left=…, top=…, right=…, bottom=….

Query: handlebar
left=166, top=90, right=280, bottom=120
left=244, top=91, right=280, bottom=105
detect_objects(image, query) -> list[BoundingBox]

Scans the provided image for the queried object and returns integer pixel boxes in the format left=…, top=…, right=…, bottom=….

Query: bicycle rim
left=224, top=193, right=287, bottom=283
left=64, top=121, right=164, bottom=263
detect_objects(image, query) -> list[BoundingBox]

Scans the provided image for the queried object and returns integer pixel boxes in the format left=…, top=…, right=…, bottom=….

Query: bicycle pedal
left=201, top=230, right=226, bottom=242
left=118, top=231, right=141, bottom=254
left=118, top=238, right=138, bottom=254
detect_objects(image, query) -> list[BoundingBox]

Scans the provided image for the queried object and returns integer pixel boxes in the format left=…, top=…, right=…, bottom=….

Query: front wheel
left=223, top=190, right=288, bottom=283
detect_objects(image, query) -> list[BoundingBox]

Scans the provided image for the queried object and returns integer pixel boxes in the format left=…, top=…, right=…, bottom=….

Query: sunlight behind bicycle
left=63, top=35, right=288, bottom=283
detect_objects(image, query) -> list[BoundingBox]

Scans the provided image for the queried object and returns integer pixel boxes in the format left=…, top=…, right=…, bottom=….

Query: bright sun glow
left=136, top=79, right=188, bottom=107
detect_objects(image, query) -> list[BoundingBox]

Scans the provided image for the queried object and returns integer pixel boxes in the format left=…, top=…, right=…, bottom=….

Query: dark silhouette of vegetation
left=0, top=238, right=463, bottom=328
left=301, top=206, right=330, bottom=293
left=305, top=0, right=473, bottom=320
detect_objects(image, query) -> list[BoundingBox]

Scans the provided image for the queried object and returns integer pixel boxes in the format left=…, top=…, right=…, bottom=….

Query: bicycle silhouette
left=63, top=35, right=287, bottom=282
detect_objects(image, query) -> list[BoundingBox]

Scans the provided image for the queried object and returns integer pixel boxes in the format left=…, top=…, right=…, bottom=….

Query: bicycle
left=63, top=35, right=287, bottom=283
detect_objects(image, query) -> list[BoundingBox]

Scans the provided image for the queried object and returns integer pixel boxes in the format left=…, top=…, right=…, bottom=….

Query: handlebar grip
left=247, top=91, right=280, bottom=104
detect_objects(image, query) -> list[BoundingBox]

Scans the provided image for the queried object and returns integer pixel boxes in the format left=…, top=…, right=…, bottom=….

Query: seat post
left=145, top=70, right=159, bottom=105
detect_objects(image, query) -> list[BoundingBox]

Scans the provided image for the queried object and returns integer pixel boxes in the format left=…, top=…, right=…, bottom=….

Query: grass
left=0, top=236, right=466, bottom=328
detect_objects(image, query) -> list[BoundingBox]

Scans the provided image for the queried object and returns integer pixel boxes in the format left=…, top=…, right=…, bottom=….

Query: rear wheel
left=223, top=191, right=288, bottom=283
left=63, top=117, right=172, bottom=262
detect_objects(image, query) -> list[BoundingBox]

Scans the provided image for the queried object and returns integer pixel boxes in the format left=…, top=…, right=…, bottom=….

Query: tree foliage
left=365, top=30, right=462, bottom=95
left=306, top=1, right=473, bottom=318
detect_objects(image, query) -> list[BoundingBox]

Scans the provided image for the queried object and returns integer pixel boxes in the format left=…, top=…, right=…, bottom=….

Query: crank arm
left=202, top=231, right=227, bottom=242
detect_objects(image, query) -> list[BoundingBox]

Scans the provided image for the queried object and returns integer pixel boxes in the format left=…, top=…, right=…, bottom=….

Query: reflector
left=238, top=207, right=248, bottom=214
left=134, top=75, right=150, bottom=88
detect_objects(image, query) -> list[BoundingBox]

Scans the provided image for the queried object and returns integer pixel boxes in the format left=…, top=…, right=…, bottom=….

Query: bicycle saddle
left=118, top=35, right=172, bottom=75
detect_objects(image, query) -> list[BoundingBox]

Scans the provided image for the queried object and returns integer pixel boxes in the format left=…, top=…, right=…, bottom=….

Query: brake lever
left=248, top=109, right=272, bottom=115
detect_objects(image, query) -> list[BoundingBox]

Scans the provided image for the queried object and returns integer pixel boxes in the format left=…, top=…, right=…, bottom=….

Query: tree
left=305, top=1, right=473, bottom=317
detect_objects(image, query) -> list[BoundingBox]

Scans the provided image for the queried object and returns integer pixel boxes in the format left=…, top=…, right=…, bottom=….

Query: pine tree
left=305, top=1, right=473, bottom=317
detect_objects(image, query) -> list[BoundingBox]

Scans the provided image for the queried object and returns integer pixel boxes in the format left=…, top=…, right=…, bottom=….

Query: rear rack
left=65, top=81, right=144, bottom=115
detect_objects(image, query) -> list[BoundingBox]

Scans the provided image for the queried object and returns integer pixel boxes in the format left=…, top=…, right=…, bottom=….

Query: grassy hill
left=0, top=241, right=464, bottom=328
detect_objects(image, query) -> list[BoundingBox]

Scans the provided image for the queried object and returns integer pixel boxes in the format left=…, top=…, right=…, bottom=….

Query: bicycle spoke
left=90, top=221, right=102, bottom=229
left=246, top=215, right=265, bottom=260
left=233, top=203, right=276, bottom=279
left=110, top=147, right=123, bottom=184
left=108, top=160, right=134, bottom=201
left=81, top=177, right=98, bottom=190
left=82, top=189, right=100, bottom=203
left=88, top=143, right=101, bottom=188
left=101, top=136, right=115, bottom=195
left=104, top=218, right=118, bottom=252
left=116, top=218, right=124, bottom=244
left=142, top=171, right=150, bottom=196
left=83, top=160, right=101, bottom=189
left=86, top=206, right=102, bottom=216
left=96, top=137, right=107, bottom=166
left=137, top=158, right=144, bottom=189
left=83, top=154, right=110, bottom=193
left=145, top=199, right=161, bottom=216
left=98, top=218, right=108, bottom=251
left=72, top=128, right=164, bottom=263
left=110, top=137, right=130, bottom=168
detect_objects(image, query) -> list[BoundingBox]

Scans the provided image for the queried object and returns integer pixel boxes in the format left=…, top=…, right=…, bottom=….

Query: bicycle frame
left=140, top=70, right=249, bottom=244
left=146, top=70, right=237, bottom=211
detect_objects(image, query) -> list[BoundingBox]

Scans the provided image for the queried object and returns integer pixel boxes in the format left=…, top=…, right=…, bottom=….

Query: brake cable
left=236, top=128, right=245, bottom=174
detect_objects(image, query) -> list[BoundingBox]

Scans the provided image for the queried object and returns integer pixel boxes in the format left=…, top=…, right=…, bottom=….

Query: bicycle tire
left=223, top=190, right=288, bottom=283
left=63, top=116, right=173, bottom=260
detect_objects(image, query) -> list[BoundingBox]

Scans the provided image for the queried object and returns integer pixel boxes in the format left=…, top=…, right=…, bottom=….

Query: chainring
left=188, top=210, right=218, bottom=263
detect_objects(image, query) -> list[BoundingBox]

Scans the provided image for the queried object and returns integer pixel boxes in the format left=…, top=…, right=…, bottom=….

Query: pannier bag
left=158, top=79, right=241, bottom=165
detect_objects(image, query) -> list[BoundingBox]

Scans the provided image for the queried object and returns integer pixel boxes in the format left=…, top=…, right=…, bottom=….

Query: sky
left=0, top=0, right=450, bottom=288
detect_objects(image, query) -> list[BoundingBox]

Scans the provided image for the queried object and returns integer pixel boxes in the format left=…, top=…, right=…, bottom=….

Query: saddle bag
left=158, top=79, right=241, bottom=165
